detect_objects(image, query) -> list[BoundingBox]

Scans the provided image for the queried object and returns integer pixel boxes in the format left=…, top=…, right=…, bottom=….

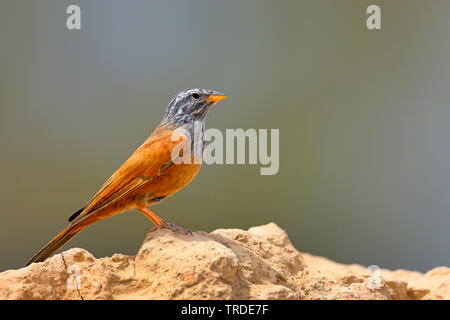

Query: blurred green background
left=1, top=0, right=449, bottom=272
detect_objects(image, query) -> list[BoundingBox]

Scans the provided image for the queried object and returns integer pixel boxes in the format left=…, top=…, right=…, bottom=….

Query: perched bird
left=25, top=88, right=226, bottom=266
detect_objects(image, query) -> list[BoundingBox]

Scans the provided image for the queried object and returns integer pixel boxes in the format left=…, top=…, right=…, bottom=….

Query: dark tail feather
left=24, top=224, right=83, bottom=267
left=68, top=206, right=85, bottom=222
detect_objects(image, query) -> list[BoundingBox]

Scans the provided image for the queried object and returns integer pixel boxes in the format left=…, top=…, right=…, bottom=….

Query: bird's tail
left=24, top=222, right=85, bottom=267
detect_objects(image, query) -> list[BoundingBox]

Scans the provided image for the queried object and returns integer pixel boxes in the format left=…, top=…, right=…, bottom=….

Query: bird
left=25, top=88, right=226, bottom=266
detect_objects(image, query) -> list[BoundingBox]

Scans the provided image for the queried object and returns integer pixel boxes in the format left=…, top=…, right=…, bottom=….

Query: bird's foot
left=150, top=220, right=193, bottom=235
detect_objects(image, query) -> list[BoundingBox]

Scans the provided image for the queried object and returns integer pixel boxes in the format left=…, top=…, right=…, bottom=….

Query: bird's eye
left=192, top=93, right=200, bottom=99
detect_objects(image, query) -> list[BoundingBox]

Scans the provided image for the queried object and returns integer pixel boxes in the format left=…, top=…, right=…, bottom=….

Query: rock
left=0, top=223, right=448, bottom=300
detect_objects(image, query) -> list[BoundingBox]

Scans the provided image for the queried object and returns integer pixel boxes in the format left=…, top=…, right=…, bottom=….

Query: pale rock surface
left=0, top=223, right=448, bottom=300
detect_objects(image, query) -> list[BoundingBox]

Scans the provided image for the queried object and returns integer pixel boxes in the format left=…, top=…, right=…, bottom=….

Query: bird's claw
left=150, top=221, right=193, bottom=235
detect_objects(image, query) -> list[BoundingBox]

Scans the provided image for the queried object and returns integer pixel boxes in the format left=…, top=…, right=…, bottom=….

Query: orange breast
left=142, top=162, right=201, bottom=205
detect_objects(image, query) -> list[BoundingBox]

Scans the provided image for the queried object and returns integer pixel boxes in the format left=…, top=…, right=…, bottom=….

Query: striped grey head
left=162, top=88, right=226, bottom=126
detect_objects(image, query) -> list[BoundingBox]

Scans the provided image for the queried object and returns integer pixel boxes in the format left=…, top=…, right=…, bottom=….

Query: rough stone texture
left=0, top=223, right=448, bottom=300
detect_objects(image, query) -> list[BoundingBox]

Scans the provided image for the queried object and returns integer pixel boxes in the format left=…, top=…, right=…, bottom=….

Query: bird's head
left=163, top=88, right=226, bottom=125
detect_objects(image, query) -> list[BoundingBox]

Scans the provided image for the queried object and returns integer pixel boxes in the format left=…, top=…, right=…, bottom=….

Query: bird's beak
left=206, top=93, right=227, bottom=103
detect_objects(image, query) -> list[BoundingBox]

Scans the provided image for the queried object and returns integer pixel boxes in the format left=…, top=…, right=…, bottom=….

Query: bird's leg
left=138, top=207, right=163, bottom=226
left=136, top=195, right=164, bottom=226
left=138, top=207, right=192, bottom=235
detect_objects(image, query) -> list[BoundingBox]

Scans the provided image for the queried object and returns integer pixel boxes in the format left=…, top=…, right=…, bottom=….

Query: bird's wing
left=71, top=128, right=187, bottom=223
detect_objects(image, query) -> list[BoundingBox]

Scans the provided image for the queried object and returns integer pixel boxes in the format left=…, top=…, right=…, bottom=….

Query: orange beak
left=206, top=94, right=227, bottom=103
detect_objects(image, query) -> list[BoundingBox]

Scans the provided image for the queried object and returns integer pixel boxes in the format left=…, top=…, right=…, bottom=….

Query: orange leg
left=138, top=207, right=163, bottom=226
left=138, top=205, right=192, bottom=235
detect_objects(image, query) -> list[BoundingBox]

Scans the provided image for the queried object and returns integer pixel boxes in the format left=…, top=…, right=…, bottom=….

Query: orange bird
left=25, top=89, right=226, bottom=266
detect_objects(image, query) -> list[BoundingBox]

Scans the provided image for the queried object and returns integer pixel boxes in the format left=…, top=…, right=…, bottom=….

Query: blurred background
left=1, top=0, right=449, bottom=272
